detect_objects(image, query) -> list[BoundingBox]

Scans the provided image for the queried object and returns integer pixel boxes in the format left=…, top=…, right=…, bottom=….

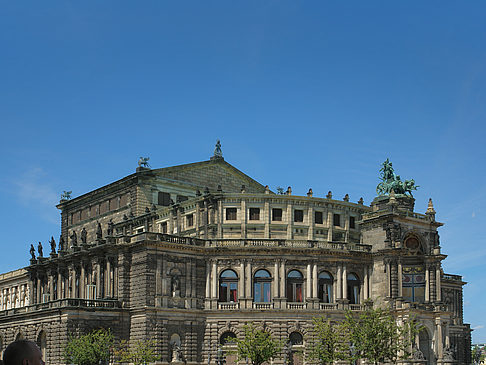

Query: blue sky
left=1, top=1, right=485, bottom=342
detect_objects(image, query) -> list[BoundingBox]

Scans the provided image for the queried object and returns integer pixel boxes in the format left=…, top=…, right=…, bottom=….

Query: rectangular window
left=333, top=214, right=341, bottom=227
left=272, top=208, right=282, bottom=221
left=350, top=216, right=356, bottom=229
left=186, top=214, right=194, bottom=227
left=100, top=201, right=109, bottom=215
left=294, top=209, right=304, bottom=222
left=120, top=193, right=129, bottom=207
left=226, top=208, right=237, bottom=220
left=315, top=211, right=323, bottom=224
left=249, top=208, right=260, bottom=220
left=158, top=192, right=171, bottom=206
left=161, top=222, right=168, bottom=234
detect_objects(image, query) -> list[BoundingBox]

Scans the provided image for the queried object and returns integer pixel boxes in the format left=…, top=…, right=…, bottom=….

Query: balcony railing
left=218, top=302, right=240, bottom=310
left=253, top=302, right=274, bottom=309
left=319, top=303, right=338, bottom=310
left=287, top=302, right=306, bottom=309
left=0, top=298, right=122, bottom=316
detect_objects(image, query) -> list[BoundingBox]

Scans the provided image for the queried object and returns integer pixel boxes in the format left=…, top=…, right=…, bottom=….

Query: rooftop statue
left=29, top=244, right=36, bottom=260
left=138, top=157, right=150, bottom=168
left=60, top=191, right=72, bottom=201
left=49, top=236, right=56, bottom=254
left=214, top=139, right=222, bottom=158
left=376, top=159, right=419, bottom=197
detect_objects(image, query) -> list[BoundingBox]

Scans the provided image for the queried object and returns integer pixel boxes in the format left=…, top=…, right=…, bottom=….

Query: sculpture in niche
left=171, top=276, right=180, bottom=297
left=443, top=345, right=455, bottom=361
left=412, top=344, right=425, bottom=360
left=49, top=236, right=56, bottom=254
left=171, top=343, right=182, bottom=362
left=59, top=236, right=65, bottom=252
left=37, top=242, right=43, bottom=257
left=80, top=228, right=87, bottom=244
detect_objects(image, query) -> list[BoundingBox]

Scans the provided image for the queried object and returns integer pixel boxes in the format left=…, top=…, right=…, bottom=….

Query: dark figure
left=3, top=340, right=45, bottom=365
left=80, top=228, right=87, bottom=244
left=59, top=236, right=65, bottom=252
left=96, top=223, right=103, bottom=240
left=49, top=236, right=56, bottom=254
left=107, top=220, right=114, bottom=236
left=70, top=230, right=78, bottom=247
left=29, top=244, right=36, bottom=260
left=37, top=242, right=43, bottom=257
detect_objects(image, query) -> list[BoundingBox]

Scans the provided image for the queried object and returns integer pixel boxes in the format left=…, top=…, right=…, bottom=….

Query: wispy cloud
left=11, top=167, right=59, bottom=224
left=473, top=325, right=484, bottom=330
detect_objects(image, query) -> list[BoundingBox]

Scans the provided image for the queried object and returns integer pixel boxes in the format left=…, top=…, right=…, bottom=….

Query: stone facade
left=0, top=155, right=471, bottom=364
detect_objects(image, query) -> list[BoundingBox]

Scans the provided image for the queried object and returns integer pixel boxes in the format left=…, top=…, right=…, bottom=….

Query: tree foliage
left=306, top=316, right=351, bottom=365
left=232, top=323, right=283, bottom=365
left=472, top=345, right=486, bottom=364
left=345, top=307, right=420, bottom=365
left=114, top=338, right=161, bottom=365
left=64, top=328, right=114, bottom=365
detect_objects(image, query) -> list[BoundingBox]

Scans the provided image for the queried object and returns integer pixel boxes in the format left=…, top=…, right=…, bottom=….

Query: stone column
left=211, top=260, right=217, bottom=299
left=217, top=201, right=223, bottom=238
left=312, top=263, right=318, bottom=299
left=337, top=265, right=342, bottom=299
left=246, top=260, right=252, bottom=298
left=344, top=209, right=349, bottom=243
left=106, top=258, right=112, bottom=298
left=386, top=260, right=391, bottom=298
left=306, top=264, right=312, bottom=299
left=57, top=270, right=63, bottom=300
left=205, top=261, right=211, bottom=300
left=96, top=261, right=101, bottom=298
left=241, top=199, right=247, bottom=239
left=307, top=205, right=314, bottom=240
left=36, top=277, right=41, bottom=304
left=363, top=266, right=369, bottom=300
left=327, top=210, right=333, bottom=242
left=398, top=260, right=403, bottom=298
left=425, top=263, right=430, bottom=302
left=436, top=318, right=443, bottom=360
left=273, top=260, right=279, bottom=299
left=264, top=200, right=270, bottom=238
left=80, top=264, right=85, bottom=299
left=436, top=265, right=442, bottom=302
left=342, top=264, right=347, bottom=300
left=279, top=260, right=286, bottom=300
left=287, top=202, right=293, bottom=240
left=49, top=274, right=54, bottom=301
left=28, top=277, right=35, bottom=305
left=195, top=202, right=201, bottom=237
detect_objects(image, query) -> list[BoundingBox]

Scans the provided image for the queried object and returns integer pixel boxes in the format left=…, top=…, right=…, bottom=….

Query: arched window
left=37, top=331, right=47, bottom=361
left=286, top=270, right=303, bottom=302
left=347, top=273, right=360, bottom=304
left=219, top=270, right=238, bottom=302
left=318, top=271, right=333, bottom=303
left=253, top=270, right=271, bottom=302
left=402, top=266, right=425, bottom=303
left=289, top=332, right=303, bottom=346
left=220, top=331, right=237, bottom=345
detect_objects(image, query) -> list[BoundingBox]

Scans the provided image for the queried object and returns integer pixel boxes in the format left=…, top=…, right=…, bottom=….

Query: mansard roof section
left=151, top=158, right=267, bottom=193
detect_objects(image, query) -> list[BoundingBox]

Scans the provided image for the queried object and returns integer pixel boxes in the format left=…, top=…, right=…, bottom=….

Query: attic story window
left=315, top=211, right=323, bottom=224
left=333, top=214, right=341, bottom=227
left=161, top=222, right=168, bottom=234
left=158, top=192, right=171, bottom=206
left=186, top=214, right=194, bottom=227
left=350, top=216, right=356, bottom=229
left=249, top=208, right=260, bottom=220
left=226, top=208, right=237, bottom=220
left=272, top=208, right=282, bottom=221
left=294, top=210, right=304, bottom=222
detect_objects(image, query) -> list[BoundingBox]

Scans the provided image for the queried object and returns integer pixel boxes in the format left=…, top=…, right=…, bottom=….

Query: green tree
left=472, top=345, right=485, bottom=364
left=345, top=307, right=420, bottom=365
left=306, top=316, right=351, bottom=365
left=232, top=323, right=283, bottom=365
left=114, top=338, right=161, bottom=365
left=64, top=328, right=114, bottom=365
